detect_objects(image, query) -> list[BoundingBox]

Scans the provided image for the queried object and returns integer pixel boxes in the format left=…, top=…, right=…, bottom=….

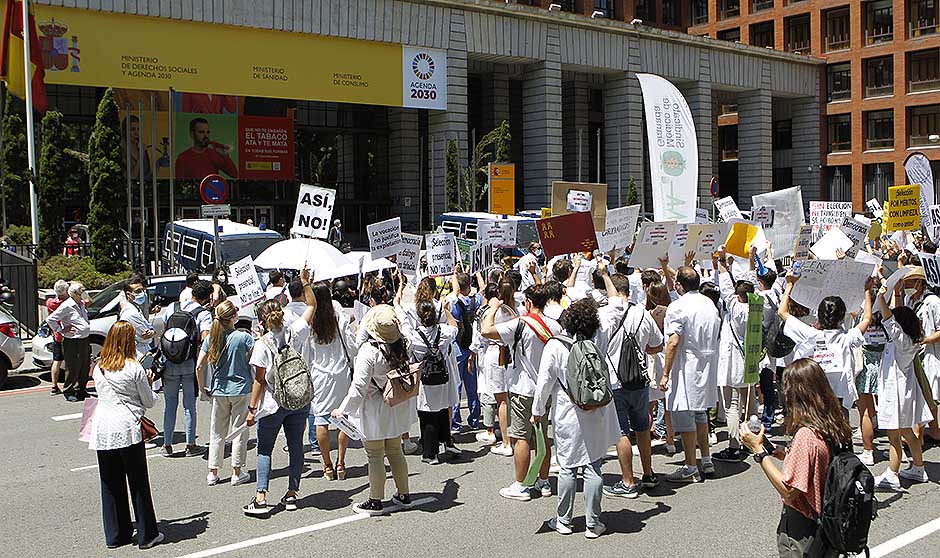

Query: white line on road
left=70, top=453, right=161, bottom=472
left=177, top=497, right=436, bottom=558
left=870, top=516, right=940, bottom=558
left=51, top=413, right=83, bottom=422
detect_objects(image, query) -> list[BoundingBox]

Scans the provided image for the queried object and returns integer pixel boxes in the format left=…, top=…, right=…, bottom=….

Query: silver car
left=0, top=306, right=26, bottom=389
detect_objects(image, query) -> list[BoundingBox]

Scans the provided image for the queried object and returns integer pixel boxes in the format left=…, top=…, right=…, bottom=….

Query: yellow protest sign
left=887, top=185, right=921, bottom=231
left=725, top=222, right=759, bottom=258
left=488, top=163, right=515, bottom=215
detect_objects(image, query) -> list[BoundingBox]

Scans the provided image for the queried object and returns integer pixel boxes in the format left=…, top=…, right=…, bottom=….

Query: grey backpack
left=263, top=332, right=314, bottom=411
left=552, top=334, right=613, bottom=411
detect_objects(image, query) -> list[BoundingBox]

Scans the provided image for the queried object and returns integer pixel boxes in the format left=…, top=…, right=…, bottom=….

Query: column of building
left=737, top=89, right=774, bottom=207
left=680, top=49, right=715, bottom=205
left=521, top=24, right=564, bottom=209
left=562, top=78, right=591, bottom=183
left=603, top=36, right=645, bottom=210
left=790, top=94, right=822, bottom=202
left=388, top=108, right=421, bottom=230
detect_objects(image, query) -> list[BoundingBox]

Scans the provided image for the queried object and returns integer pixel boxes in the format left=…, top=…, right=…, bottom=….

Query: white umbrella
left=254, top=238, right=355, bottom=282
left=347, top=251, right=396, bottom=273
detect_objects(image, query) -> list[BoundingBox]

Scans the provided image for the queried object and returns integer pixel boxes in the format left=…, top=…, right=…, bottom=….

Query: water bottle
left=748, top=415, right=762, bottom=434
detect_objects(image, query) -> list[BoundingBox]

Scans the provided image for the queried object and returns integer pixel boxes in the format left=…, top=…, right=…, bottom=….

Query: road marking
left=177, top=497, right=436, bottom=558
left=51, top=413, right=83, bottom=421
left=870, top=516, right=940, bottom=557
left=70, top=453, right=161, bottom=472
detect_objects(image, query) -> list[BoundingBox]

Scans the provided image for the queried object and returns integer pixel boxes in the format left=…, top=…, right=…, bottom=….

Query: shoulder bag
left=101, top=364, right=159, bottom=442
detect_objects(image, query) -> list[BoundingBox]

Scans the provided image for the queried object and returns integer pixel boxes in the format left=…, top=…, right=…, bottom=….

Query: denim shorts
left=311, top=414, right=331, bottom=426
left=613, top=387, right=650, bottom=435
left=671, top=410, right=708, bottom=433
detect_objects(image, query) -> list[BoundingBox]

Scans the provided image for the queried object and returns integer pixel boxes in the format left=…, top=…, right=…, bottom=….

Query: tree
left=86, top=88, right=127, bottom=273
left=1, top=95, right=29, bottom=228
left=627, top=176, right=639, bottom=206
left=445, top=139, right=460, bottom=212
left=459, top=121, right=513, bottom=212
left=493, top=119, right=511, bottom=163
left=38, top=111, right=70, bottom=259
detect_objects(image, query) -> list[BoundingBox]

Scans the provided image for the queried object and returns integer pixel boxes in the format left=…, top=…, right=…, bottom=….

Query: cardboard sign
left=455, top=237, right=474, bottom=268
left=425, top=232, right=456, bottom=277
left=366, top=217, right=403, bottom=259
left=714, top=197, right=743, bottom=222
left=752, top=206, right=775, bottom=228
left=477, top=219, right=518, bottom=248
left=810, top=228, right=854, bottom=260
left=628, top=221, right=678, bottom=269
left=566, top=189, right=593, bottom=212
left=753, top=186, right=804, bottom=258
left=921, top=252, right=940, bottom=288
left=793, top=224, right=813, bottom=261
left=744, top=293, right=764, bottom=385
left=470, top=240, right=495, bottom=276
left=292, top=185, right=335, bottom=239
left=230, top=255, right=265, bottom=308
left=537, top=212, right=599, bottom=258
left=837, top=215, right=870, bottom=258
left=597, top=204, right=641, bottom=253
left=725, top=221, right=760, bottom=258
left=790, top=260, right=875, bottom=313
left=551, top=182, right=608, bottom=232
left=809, top=201, right=852, bottom=239
left=397, top=233, right=422, bottom=278
left=886, top=185, right=921, bottom=231
left=866, top=198, right=884, bottom=220
left=694, top=223, right=726, bottom=261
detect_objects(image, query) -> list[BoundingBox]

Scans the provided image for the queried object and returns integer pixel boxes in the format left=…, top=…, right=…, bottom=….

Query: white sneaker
left=547, top=517, right=573, bottom=535
left=231, top=471, right=251, bottom=486
left=402, top=440, right=420, bottom=455
left=899, top=465, right=928, bottom=483
left=499, top=481, right=532, bottom=501
left=490, top=444, right=513, bottom=457
left=207, top=472, right=220, bottom=486
left=549, top=456, right=561, bottom=474
left=858, top=450, right=875, bottom=466
left=708, top=432, right=718, bottom=445
left=476, top=432, right=497, bottom=444
left=535, top=478, right=552, bottom=497
left=873, top=471, right=901, bottom=491
left=585, top=522, right=606, bottom=539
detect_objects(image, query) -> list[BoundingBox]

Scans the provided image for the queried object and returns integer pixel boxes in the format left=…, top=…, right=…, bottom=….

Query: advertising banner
left=291, top=185, right=335, bottom=239
left=887, top=185, right=921, bottom=231
left=536, top=212, right=599, bottom=259
left=488, top=163, right=515, bottom=215
left=238, top=115, right=295, bottom=180
left=904, top=153, right=935, bottom=229
left=637, top=73, right=699, bottom=224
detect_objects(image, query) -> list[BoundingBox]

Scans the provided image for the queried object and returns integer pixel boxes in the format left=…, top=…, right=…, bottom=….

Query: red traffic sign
left=200, top=174, right=229, bottom=204
left=709, top=176, right=720, bottom=198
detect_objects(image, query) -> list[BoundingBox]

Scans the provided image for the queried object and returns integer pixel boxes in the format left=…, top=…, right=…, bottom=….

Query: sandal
left=336, top=464, right=346, bottom=480
left=323, top=464, right=335, bottom=481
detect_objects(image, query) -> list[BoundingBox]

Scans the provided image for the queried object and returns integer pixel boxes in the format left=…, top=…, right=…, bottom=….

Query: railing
left=752, top=0, right=774, bottom=12
left=910, top=134, right=938, bottom=147
left=828, top=140, right=851, bottom=153
left=865, top=27, right=893, bottom=45
left=910, top=19, right=939, bottom=37
left=829, top=88, right=851, bottom=102
left=719, top=103, right=738, bottom=115
left=5, top=239, right=152, bottom=270
left=786, top=38, right=811, bottom=53
left=866, top=138, right=894, bottom=150
left=720, top=148, right=739, bottom=161
left=825, top=34, right=850, bottom=52
left=865, top=83, right=894, bottom=97
left=910, top=76, right=940, bottom=92
left=0, top=249, right=38, bottom=338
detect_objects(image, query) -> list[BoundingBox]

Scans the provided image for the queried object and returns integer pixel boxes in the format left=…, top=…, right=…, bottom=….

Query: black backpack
left=455, top=298, right=475, bottom=350
left=818, top=446, right=876, bottom=556
left=612, top=304, right=649, bottom=390
left=160, top=303, right=208, bottom=364
left=416, top=328, right=449, bottom=386
left=763, top=297, right=795, bottom=358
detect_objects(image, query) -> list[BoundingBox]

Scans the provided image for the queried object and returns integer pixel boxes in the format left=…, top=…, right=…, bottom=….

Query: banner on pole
left=291, top=185, right=335, bottom=239
left=366, top=217, right=403, bottom=259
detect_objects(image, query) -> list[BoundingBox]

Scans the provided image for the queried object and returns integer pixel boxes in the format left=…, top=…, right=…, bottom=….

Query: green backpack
left=552, top=334, right=613, bottom=411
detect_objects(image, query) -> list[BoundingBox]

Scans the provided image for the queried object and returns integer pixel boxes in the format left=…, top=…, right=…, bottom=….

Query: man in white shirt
left=178, top=272, right=198, bottom=305
left=281, top=278, right=308, bottom=325
left=46, top=282, right=91, bottom=402
left=660, top=267, right=722, bottom=483
left=265, top=271, right=287, bottom=304
left=481, top=284, right=561, bottom=502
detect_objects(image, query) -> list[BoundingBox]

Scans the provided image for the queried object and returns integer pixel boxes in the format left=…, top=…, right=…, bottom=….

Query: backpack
left=160, top=303, right=208, bottom=364
left=552, top=334, right=613, bottom=411
left=612, top=304, right=649, bottom=390
left=455, top=298, right=475, bottom=350
left=262, top=332, right=315, bottom=411
left=763, top=296, right=795, bottom=359
left=416, top=327, right=449, bottom=386
left=818, top=445, right=876, bottom=556
left=506, top=313, right=554, bottom=368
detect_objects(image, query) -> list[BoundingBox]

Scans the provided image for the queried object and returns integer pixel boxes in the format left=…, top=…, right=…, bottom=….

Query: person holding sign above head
left=904, top=265, right=940, bottom=444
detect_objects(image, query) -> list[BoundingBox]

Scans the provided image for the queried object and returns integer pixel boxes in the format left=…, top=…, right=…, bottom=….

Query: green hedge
left=38, top=255, right=131, bottom=290
left=5, top=224, right=32, bottom=245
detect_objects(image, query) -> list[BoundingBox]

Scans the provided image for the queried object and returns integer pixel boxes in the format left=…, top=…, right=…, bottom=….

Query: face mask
left=905, top=288, right=917, bottom=299
left=534, top=249, right=543, bottom=257
left=134, top=292, right=148, bottom=306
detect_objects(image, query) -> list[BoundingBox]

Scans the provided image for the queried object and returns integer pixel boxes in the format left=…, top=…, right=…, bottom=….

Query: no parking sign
left=200, top=174, right=229, bottom=204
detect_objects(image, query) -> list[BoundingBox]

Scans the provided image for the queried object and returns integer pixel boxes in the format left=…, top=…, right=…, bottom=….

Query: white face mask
left=533, top=249, right=543, bottom=257
left=905, top=288, right=918, bottom=299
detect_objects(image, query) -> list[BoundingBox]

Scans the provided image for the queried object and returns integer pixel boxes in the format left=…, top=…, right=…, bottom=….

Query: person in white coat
left=332, top=304, right=415, bottom=516
left=660, top=266, right=722, bottom=483
left=406, top=301, right=460, bottom=464
left=534, top=297, right=620, bottom=540
left=911, top=272, right=940, bottom=443
left=477, top=280, right=518, bottom=456
left=872, top=286, right=932, bottom=490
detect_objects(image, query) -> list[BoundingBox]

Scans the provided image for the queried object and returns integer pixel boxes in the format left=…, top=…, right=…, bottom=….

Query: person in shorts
left=46, top=279, right=70, bottom=396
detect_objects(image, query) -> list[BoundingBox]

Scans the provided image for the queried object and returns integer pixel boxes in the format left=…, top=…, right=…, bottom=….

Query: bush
left=5, top=224, right=32, bottom=244
left=38, top=255, right=131, bottom=290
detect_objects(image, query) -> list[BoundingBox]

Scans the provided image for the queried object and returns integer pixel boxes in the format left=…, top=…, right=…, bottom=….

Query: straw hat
left=363, top=304, right=402, bottom=344
left=905, top=266, right=926, bottom=282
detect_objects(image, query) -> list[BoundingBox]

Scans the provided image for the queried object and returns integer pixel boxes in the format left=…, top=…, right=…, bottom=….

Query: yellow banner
left=488, top=163, right=515, bottom=215
left=34, top=6, right=446, bottom=109
left=887, top=185, right=921, bottom=231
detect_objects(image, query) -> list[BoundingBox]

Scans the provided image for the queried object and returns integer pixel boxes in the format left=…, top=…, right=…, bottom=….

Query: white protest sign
left=695, top=208, right=711, bottom=224
left=753, top=186, right=805, bottom=258
left=628, top=221, right=678, bottom=269
left=752, top=206, right=775, bottom=228
left=397, top=233, right=423, bottom=278
left=930, top=205, right=940, bottom=243
left=793, top=224, right=813, bottom=261
left=809, top=228, right=854, bottom=260
left=921, top=252, right=940, bottom=288
left=866, top=198, right=884, bottom=219
left=366, top=217, right=402, bottom=259
left=425, top=232, right=456, bottom=277
left=694, top=223, right=726, bottom=261
left=714, top=197, right=743, bottom=222
left=470, top=240, right=495, bottom=276
left=477, top=219, right=518, bottom=248
left=837, top=215, right=870, bottom=258
left=291, top=185, right=335, bottom=238
left=790, top=260, right=875, bottom=314
left=597, top=204, right=641, bottom=252
left=809, top=201, right=852, bottom=239
left=566, top=190, right=592, bottom=213
left=855, top=250, right=882, bottom=269
left=884, top=266, right=913, bottom=297
left=230, top=256, right=265, bottom=308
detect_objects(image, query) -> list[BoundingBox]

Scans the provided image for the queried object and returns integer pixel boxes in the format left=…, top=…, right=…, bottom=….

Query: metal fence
left=5, top=239, right=154, bottom=271
left=0, top=248, right=39, bottom=337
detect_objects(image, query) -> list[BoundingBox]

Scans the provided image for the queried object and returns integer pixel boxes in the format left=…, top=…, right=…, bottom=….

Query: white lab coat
left=533, top=339, right=620, bottom=468
left=663, top=291, right=722, bottom=412
left=406, top=322, right=460, bottom=412
left=783, top=317, right=862, bottom=409
left=916, top=294, right=940, bottom=401
left=716, top=272, right=749, bottom=388
left=878, top=316, right=933, bottom=430
left=338, top=342, right=417, bottom=441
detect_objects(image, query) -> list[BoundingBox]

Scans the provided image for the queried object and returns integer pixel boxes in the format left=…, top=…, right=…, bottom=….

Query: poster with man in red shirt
left=175, top=116, right=239, bottom=180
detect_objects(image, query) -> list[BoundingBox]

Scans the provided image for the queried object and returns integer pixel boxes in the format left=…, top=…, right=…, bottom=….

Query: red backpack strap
left=520, top=313, right=553, bottom=344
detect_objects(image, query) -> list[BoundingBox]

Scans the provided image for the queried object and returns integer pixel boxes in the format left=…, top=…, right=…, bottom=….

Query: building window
left=825, top=8, right=851, bottom=52
left=751, top=21, right=775, bottom=48
left=863, top=163, right=893, bottom=203
left=662, top=0, right=681, bottom=26
left=719, top=126, right=739, bottom=161
left=865, top=110, right=894, bottom=150
left=773, top=120, right=792, bottom=150
left=909, top=49, right=940, bottom=93
left=864, top=56, right=894, bottom=98
left=693, top=0, right=708, bottom=24
left=828, top=114, right=852, bottom=153
left=865, top=1, right=894, bottom=45
left=720, top=0, right=740, bottom=20
left=910, top=0, right=940, bottom=37
left=717, top=28, right=741, bottom=42
left=827, top=63, right=852, bottom=102
left=752, top=0, right=774, bottom=13
left=635, top=0, right=656, bottom=23
left=593, top=0, right=616, bottom=17
left=785, top=15, right=811, bottom=53
left=909, top=104, right=940, bottom=147
left=826, top=165, right=853, bottom=202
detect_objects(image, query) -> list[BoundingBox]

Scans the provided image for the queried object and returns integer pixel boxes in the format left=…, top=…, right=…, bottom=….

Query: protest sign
left=456, top=238, right=474, bottom=268
left=668, top=224, right=710, bottom=265
left=397, top=233, right=422, bottom=278
left=752, top=206, right=775, bottom=228
left=230, top=256, right=265, bottom=308
left=696, top=208, right=710, bottom=223
left=628, top=221, right=678, bottom=269
left=904, top=153, right=935, bottom=230
left=744, top=293, right=764, bottom=385
left=291, top=185, right=335, bottom=238
left=887, top=185, right=921, bottom=231
left=809, top=201, right=852, bottom=239
left=793, top=224, right=813, bottom=260
left=694, top=223, right=726, bottom=261
left=366, top=217, right=402, bottom=259
left=753, top=186, right=804, bottom=258
left=884, top=266, right=913, bottom=296
left=425, top=232, right=456, bottom=277
left=551, top=182, right=608, bottom=231
left=597, top=204, right=640, bottom=252
left=929, top=205, right=940, bottom=243
left=837, top=216, right=871, bottom=258
left=921, top=253, right=940, bottom=288
left=866, top=198, right=884, bottom=220
left=790, top=260, right=875, bottom=314
left=809, top=228, right=854, bottom=260
left=477, top=219, right=518, bottom=248
left=855, top=250, right=882, bottom=268
left=714, top=197, right=743, bottom=222
left=566, top=190, right=592, bottom=212
left=537, top=212, right=599, bottom=258
left=470, top=241, right=495, bottom=276
left=725, top=221, right=760, bottom=258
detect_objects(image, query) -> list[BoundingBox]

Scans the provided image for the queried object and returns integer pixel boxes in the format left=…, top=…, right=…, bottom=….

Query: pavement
left=3, top=369, right=940, bottom=558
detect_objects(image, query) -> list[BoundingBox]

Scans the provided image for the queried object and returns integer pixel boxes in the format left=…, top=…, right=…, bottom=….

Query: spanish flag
left=0, top=0, right=46, bottom=113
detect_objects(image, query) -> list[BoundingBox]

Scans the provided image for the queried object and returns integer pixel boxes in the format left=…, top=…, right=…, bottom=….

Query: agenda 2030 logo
left=408, top=51, right=439, bottom=102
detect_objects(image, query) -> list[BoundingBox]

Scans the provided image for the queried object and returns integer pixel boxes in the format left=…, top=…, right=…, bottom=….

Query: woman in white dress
left=645, top=282, right=675, bottom=454
left=872, top=286, right=932, bottom=490
left=480, top=280, right=518, bottom=456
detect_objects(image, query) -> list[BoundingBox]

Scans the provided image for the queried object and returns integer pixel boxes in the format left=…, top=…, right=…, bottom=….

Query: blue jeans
left=452, top=355, right=480, bottom=428
left=760, top=367, right=779, bottom=430
left=307, top=414, right=320, bottom=451
left=256, top=405, right=309, bottom=493
left=162, top=361, right=197, bottom=446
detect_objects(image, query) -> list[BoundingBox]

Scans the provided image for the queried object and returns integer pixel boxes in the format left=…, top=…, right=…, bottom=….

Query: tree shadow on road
left=157, top=511, right=211, bottom=544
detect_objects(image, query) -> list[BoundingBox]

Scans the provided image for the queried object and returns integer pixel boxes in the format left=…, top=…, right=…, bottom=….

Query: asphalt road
left=3, top=371, right=940, bottom=558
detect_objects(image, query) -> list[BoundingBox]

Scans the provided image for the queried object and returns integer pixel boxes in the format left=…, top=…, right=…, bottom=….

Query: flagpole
left=21, top=0, right=39, bottom=245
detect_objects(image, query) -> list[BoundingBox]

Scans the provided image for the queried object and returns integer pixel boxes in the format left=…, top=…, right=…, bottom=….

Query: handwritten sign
left=809, top=201, right=852, bottom=239
left=366, top=217, right=402, bottom=259
left=230, top=255, right=265, bottom=308
left=837, top=215, right=870, bottom=258
left=477, top=219, right=518, bottom=248
left=793, top=224, right=813, bottom=261
left=397, top=233, right=422, bottom=278
left=425, top=232, right=456, bottom=277
left=470, top=240, right=495, bottom=276
left=790, top=259, right=875, bottom=313
left=886, top=185, right=920, bottom=231
left=866, top=198, right=884, bottom=220
left=597, top=204, right=640, bottom=252
left=714, top=197, right=743, bottom=222
left=291, top=185, right=335, bottom=238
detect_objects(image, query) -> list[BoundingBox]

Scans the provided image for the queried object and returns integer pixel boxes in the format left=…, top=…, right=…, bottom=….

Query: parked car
left=0, top=306, right=25, bottom=389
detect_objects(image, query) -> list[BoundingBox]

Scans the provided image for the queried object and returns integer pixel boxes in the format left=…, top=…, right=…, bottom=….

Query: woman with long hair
left=855, top=308, right=884, bottom=466
left=646, top=281, right=676, bottom=454
left=740, top=358, right=853, bottom=557
left=196, top=300, right=255, bottom=487
left=484, top=279, right=519, bottom=456
left=89, top=321, right=162, bottom=549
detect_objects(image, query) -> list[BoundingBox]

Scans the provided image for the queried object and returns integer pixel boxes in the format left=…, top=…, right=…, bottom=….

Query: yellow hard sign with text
left=887, top=185, right=921, bottom=231
left=488, top=163, right=516, bottom=215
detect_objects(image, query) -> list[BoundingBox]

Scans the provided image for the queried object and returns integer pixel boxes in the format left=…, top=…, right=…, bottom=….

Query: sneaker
left=549, top=455, right=561, bottom=474
left=899, top=465, right=928, bottom=483
left=585, top=522, right=606, bottom=539
left=421, top=456, right=441, bottom=465
left=443, top=442, right=461, bottom=457
left=50, top=386, right=61, bottom=396
left=280, top=494, right=298, bottom=511
left=535, top=478, right=552, bottom=497
left=66, top=394, right=79, bottom=402
left=858, top=450, right=875, bottom=467
left=712, top=447, right=746, bottom=463
left=490, top=444, right=513, bottom=457
left=243, top=497, right=271, bottom=517
left=603, top=481, right=640, bottom=499
left=185, top=445, right=206, bottom=457
left=353, top=498, right=384, bottom=516
left=391, top=493, right=413, bottom=508
left=310, top=446, right=322, bottom=457
left=499, top=482, right=532, bottom=501
left=231, top=471, right=251, bottom=486
left=873, top=471, right=901, bottom=491
left=450, top=424, right=463, bottom=435
left=402, top=440, right=421, bottom=455
left=701, top=459, right=716, bottom=476
left=144, top=442, right=158, bottom=450
left=547, top=517, right=573, bottom=535
left=852, top=427, right=862, bottom=441
left=664, top=465, right=702, bottom=484
left=708, top=432, right=718, bottom=445
left=476, top=431, right=497, bottom=444
left=139, top=532, right=164, bottom=549
left=161, top=446, right=174, bottom=458
left=206, top=472, right=220, bottom=486
left=641, top=473, right=659, bottom=489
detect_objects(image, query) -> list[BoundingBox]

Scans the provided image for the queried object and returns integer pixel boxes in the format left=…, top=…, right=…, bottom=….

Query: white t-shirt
left=265, top=284, right=287, bottom=301
left=597, top=296, right=663, bottom=390
left=249, top=319, right=310, bottom=418
left=783, top=316, right=863, bottom=407
left=306, top=301, right=357, bottom=417
left=178, top=287, right=193, bottom=305
left=119, top=302, right=155, bottom=359
left=495, top=313, right=562, bottom=397
left=627, top=273, right=646, bottom=306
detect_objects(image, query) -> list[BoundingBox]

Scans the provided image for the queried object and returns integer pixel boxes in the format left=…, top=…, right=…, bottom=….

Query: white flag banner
left=752, top=186, right=805, bottom=258
left=904, top=152, right=936, bottom=229
left=637, top=73, right=698, bottom=224
left=291, top=185, right=335, bottom=239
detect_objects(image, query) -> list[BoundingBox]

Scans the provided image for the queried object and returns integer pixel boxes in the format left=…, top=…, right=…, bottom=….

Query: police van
left=161, top=219, right=283, bottom=274
left=436, top=211, right=539, bottom=257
